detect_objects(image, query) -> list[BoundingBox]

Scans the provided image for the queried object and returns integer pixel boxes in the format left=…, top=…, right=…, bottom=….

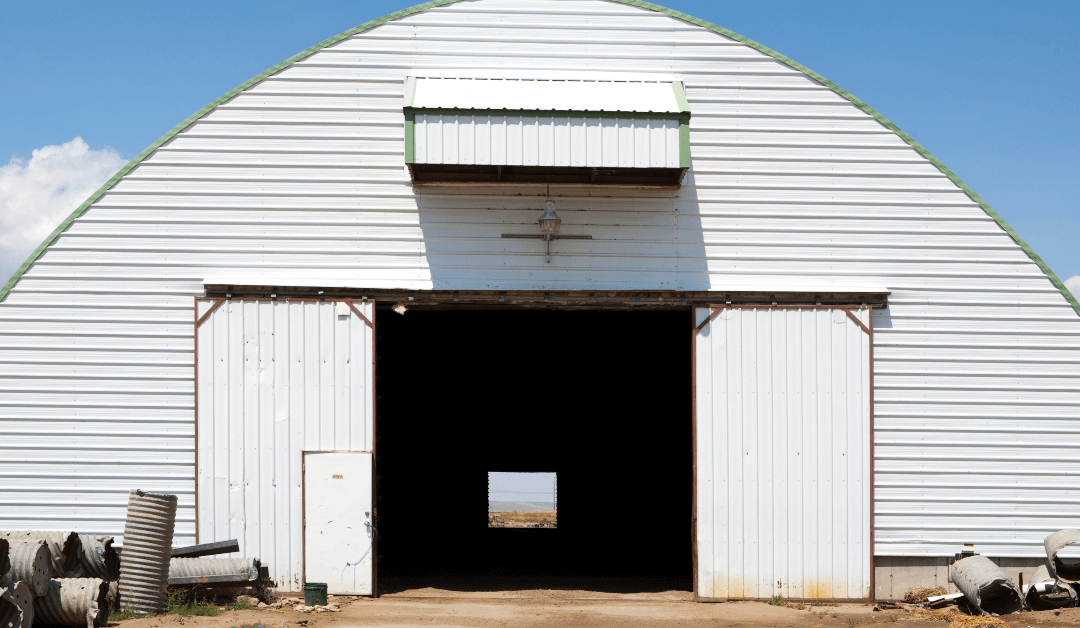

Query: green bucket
left=303, top=582, right=327, bottom=606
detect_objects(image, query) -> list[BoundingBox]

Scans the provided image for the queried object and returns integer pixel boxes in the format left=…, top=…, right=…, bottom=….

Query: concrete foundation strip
left=949, top=555, right=1024, bottom=616
left=34, top=579, right=109, bottom=628
left=0, top=532, right=82, bottom=578
left=0, top=582, right=35, bottom=628
left=0, top=541, right=52, bottom=597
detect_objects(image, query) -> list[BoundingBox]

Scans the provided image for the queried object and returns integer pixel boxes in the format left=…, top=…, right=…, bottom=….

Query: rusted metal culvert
left=0, top=539, right=8, bottom=577
left=1, top=540, right=53, bottom=597
left=34, top=578, right=109, bottom=628
left=0, top=532, right=82, bottom=578
left=1045, top=529, right=1080, bottom=583
left=1024, top=564, right=1078, bottom=611
left=167, top=557, right=260, bottom=584
left=949, top=555, right=1024, bottom=616
left=117, top=490, right=177, bottom=614
left=0, top=581, right=35, bottom=628
left=76, top=536, right=119, bottom=582
left=0, top=590, right=17, bottom=628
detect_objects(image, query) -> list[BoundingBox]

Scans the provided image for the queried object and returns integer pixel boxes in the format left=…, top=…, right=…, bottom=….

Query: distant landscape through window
left=488, top=471, right=557, bottom=528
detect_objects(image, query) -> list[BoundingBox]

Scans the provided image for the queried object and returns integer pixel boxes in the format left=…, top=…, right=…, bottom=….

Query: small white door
left=303, top=451, right=374, bottom=595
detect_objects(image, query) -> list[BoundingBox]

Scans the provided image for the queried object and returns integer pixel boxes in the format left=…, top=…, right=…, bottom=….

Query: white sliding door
left=694, top=307, right=871, bottom=600
left=196, top=299, right=375, bottom=592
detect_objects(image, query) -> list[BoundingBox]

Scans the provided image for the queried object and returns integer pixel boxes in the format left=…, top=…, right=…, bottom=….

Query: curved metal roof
left=1, top=0, right=1076, bottom=315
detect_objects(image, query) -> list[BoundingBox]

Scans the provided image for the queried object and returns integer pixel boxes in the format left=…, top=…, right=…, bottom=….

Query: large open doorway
left=375, top=308, right=692, bottom=592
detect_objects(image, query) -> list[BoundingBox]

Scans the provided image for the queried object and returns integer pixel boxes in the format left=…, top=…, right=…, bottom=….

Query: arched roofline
left=4, top=0, right=1077, bottom=314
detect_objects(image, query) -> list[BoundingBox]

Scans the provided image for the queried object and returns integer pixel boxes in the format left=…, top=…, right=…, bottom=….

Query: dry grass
left=909, top=607, right=1012, bottom=628
left=903, top=586, right=949, bottom=603
left=488, top=510, right=557, bottom=527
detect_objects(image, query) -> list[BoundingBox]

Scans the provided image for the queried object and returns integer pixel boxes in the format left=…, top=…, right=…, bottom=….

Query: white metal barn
left=1, top=0, right=1078, bottom=602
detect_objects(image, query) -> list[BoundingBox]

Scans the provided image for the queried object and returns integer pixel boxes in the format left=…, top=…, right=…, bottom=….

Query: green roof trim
left=3, top=0, right=1076, bottom=317
left=672, top=81, right=690, bottom=113
left=678, top=120, right=691, bottom=169
left=404, top=112, right=416, bottom=164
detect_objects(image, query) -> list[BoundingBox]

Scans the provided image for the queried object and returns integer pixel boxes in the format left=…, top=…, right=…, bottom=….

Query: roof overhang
left=202, top=278, right=890, bottom=309
left=404, top=77, right=691, bottom=187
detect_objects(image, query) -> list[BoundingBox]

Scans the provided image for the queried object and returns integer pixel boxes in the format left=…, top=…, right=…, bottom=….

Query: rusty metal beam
left=344, top=299, right=374, bottom=329
left=195, top=298, right=225, bottom=327
left=170, top=540, right=240, bottom=559
left=842, top=308, right=872, bottom=335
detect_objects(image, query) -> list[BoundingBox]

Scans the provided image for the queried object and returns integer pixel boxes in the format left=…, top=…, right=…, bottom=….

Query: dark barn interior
left=375, top=308, right=693, bottom=591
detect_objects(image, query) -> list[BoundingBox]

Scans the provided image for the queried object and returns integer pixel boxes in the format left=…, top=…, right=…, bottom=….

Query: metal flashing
left=409, top=76, right=683, bottom=112
left=403, top=112, right=415, bottom=164
left=2, top=0, right=1075, bottom=317
left=403, top=107, right=689, bottom=120
left=671, top=81, right=690, bottom=113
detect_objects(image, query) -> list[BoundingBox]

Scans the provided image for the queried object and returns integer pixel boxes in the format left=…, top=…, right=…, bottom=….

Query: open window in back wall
left=488, top=471, right=557, bottom=528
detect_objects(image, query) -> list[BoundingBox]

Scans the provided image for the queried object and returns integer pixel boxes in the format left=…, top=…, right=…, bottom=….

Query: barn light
left=501, top=198, right=590, bottom=263
left=538, top=200, right=561, bottom=235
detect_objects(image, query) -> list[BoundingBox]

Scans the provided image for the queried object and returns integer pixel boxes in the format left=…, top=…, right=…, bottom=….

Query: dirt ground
left=114, top=588, right=1080, bottom=628
left=487, top=510, right=558, bottom=528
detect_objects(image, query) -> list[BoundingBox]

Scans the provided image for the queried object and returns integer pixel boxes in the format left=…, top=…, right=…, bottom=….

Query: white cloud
left=1065, top=275, right=1080, bottom=300
left=0, top=137, right=126, bottom=286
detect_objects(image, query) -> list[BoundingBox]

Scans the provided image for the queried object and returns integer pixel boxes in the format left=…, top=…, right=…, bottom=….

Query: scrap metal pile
left=0, top=531, right=117, bottom=628
left=0, top=489, right=269, bottom=628
left=908, top=528, right=1080, bottom=617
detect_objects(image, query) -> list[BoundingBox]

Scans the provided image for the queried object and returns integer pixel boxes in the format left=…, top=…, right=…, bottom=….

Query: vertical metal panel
left=0, top=0, right=1076, bottom=570
left=414, top=114, right=681, bottom=167
left=196, top=299, right=373, bottom=591
left=695, top=307, right=871, bottom=599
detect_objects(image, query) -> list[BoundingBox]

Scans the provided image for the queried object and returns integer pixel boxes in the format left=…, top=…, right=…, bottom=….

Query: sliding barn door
left=694, top=307, right=871, bottom=600
left=196, top=299, right=375, bottom=592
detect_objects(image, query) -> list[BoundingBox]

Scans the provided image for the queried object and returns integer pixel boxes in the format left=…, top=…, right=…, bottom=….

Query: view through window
left=488, top=471, right=557, bottom=528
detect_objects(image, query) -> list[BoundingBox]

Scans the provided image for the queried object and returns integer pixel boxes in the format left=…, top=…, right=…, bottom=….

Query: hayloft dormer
left=404, top=76, right=690, bottom=187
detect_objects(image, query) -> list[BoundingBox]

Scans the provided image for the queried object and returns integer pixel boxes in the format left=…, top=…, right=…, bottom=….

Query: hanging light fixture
left=537, top=199, right=561, bottom=235
left=501, top=198, right=590, bottom=263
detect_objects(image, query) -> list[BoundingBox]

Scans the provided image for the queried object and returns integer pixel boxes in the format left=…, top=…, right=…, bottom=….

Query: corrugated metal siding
left=411, top=77, right=682, bottom=112
left=413, top=114, right=681, bottom=167
left=695, top=307, right=872, bottom=599
left=195, top=299, right=374, bottom=591
left=0, top=0, right=1077, bottom=562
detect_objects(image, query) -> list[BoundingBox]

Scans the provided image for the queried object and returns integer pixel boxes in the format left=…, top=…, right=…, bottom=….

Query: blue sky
left=1, top=0, right=1077, bottom=294
left=489, top=472, right=557, bottom=505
